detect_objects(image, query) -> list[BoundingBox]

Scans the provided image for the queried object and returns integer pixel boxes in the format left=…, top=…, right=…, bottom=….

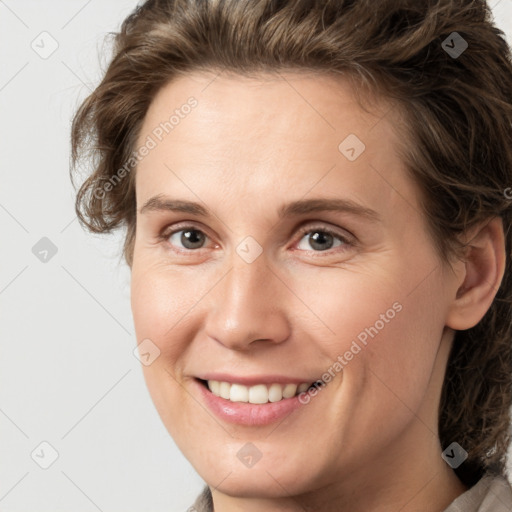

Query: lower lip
left=194, top=379, right=308, bottom=426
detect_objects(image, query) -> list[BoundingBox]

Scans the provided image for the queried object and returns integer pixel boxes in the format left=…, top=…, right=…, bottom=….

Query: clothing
left=190, top=485, right=213, bottom=512
left=190, top=473, right=512, bottom=511
left=443, top=473, right=512, bottom=511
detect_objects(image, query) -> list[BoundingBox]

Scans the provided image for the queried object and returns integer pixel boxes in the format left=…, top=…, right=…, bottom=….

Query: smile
left=194, top=373, right=326, bottom=425
left=206, top=380, right=312, bottom=404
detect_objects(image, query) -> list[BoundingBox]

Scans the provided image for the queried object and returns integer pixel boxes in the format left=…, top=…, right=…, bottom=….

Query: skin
left=130, top=70, right=505, bottom=511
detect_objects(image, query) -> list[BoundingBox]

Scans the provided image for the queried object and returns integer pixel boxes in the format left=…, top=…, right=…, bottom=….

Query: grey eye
left=296, top=231, right=345, bottom=252
left=169, top=229, right=207, bottom=250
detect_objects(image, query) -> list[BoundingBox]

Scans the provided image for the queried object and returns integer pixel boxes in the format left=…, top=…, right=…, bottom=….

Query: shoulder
left=444, top=473, right=512, bottom=512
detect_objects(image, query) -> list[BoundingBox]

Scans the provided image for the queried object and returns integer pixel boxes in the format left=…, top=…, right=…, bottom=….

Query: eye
left=164, top=226, right=211, bottom=251
left=158, top=223, right=354, bottom=254
left=295, top=225, right=352, bottom=253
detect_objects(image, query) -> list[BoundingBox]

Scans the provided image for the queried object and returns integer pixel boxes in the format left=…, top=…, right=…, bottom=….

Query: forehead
left=134, top=69, right=417, bottom=221
left=140, top=69, right=390, bottom=150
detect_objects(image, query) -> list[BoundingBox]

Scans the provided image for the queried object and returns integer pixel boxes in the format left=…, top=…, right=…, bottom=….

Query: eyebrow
left=139, top=194, right=381, bottom=222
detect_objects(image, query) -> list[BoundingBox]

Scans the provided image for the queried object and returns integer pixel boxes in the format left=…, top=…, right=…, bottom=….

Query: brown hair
left=70, top=0, right=512, bottom=487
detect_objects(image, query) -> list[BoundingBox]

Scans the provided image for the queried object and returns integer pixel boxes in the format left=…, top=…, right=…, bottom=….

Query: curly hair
left=70, top=0, right=512, bottom=488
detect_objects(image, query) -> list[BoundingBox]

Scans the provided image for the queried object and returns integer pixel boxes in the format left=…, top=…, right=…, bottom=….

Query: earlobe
left=446, top=217, right=506, bottom=331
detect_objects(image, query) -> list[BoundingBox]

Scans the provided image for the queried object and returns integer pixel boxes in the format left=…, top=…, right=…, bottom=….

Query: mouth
left=196, top=378, right=320, bottom=404
left=193, top=375, right=326, bottom=426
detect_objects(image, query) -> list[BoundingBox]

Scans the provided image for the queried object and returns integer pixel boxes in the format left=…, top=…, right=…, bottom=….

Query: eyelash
left=157, top=223, right=355, bottom=255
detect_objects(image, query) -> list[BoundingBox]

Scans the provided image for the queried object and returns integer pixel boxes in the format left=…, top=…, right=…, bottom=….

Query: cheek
left=130, top=263, right=191, bottom=412
left=130, top=260, right=222, bottom=429
left=131, top=261, right=198, bottom=356
left=299, top=268, right=447, bottom=470
left=293, top=260, right=446, bottom=408
left=280, top=262, right=411, bottom=355
left=340, top=270, right=446, bottom=435
left=347, top=293, right=445, bottom=462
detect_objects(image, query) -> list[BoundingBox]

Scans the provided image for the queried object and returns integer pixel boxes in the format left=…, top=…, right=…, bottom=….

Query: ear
left=445, top=217, right=506, bottom=331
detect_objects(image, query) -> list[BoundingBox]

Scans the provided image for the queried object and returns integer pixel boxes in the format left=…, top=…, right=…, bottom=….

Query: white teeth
left=219, top=381, right=231, bottom=400
left=206, top=380, right=311, bottom=404
left=268, top=383, right=283, bottom=402
left=230, top=383, right=249, bottom=402
left=249, top=384, right=268, bottom=404
left=209, top=380, right=220, bottom=396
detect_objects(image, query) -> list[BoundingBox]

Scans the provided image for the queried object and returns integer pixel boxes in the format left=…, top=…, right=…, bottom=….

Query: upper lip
left=196, top=372, right=318, bottom=386
left=195, top=373, right=316, bottom=386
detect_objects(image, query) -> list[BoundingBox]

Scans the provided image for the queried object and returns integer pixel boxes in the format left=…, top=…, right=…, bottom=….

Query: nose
left=204, top=249, right=291, bottom=352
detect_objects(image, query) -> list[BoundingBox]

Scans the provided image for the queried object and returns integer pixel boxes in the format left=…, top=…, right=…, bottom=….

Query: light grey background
left=1, top=1, right=511, bottom=511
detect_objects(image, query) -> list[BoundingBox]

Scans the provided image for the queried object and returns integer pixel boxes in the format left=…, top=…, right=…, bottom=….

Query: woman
left=70, top=0, right=512, bottom=510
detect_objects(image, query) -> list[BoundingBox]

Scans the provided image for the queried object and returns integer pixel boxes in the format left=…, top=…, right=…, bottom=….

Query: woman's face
left=131, top=71, right=461, bottom=503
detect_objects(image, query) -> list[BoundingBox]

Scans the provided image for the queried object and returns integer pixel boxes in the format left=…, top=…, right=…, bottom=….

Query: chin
left=206, top=468, right=314, bottom=499
left=186, top=442, right=325, bottom=499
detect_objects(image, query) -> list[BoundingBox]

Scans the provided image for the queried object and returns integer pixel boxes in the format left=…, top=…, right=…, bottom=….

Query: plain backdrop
left=0, top=1, right=511, bottom=511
